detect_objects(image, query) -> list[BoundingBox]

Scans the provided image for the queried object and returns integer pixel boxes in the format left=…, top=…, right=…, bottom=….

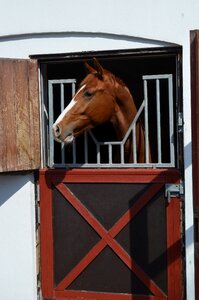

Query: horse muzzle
left=52, top=124, right=74, bottom=144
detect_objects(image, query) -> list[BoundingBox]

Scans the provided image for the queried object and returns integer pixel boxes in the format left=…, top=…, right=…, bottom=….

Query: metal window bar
left=143, top=79, right=149, bottom=163
left=142, top=74, right=175, bottom=167
left=156, top=79, right=162, bottom=163
left=48, top=79, right=77, bottom=167
left=60, top=83, right=65, bottom=164
left=168, top=75, right=175, bottom=166
left=48, top=74, right=175, bottom=168
left=48, top=82, right=54, bottom=167
left=121, top=144, right=124, bottom=164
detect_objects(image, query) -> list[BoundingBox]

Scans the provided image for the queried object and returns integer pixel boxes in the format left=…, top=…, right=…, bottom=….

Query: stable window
left=39, top=47, right=182, bottom=169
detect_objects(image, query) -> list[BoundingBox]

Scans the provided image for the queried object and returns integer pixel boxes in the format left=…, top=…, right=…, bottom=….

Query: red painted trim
left=39, top=168, right=182, bottom=300
left=41, top=168, right=179, bottom=184
left=110, top=183, right=164, bottom=237
left=55, top=183, right=166, bottom=298
left=56, top=239, right=106, bottom=291
left=40, top=173, right=54, bottom=299
left=55, top=290, right=166, bottom=300
left=167, top=197, right=182, bottom=300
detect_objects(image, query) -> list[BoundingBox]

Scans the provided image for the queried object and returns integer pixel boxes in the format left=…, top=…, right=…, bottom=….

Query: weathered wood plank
left=0, top=61, right=8, bottom=171
left=28, top=59, right=41, bottom=169
left=0, top=58, right=40, bottom=172
left=15, top=60, right=31, bottom=169
left=0, top=60, right=18, bottom=171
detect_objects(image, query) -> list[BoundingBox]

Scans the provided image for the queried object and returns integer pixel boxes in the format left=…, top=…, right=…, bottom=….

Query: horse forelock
left=81, top=69, right=118, bottom=86
left=80, top=73, right=98, bottom=89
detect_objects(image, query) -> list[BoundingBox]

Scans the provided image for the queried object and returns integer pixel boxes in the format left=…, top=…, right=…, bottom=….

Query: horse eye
left=84, top=91, right=93, bottom=98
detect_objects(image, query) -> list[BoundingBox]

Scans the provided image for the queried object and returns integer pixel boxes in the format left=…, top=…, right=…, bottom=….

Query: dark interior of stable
left=41, top=48, right=181, bottom=167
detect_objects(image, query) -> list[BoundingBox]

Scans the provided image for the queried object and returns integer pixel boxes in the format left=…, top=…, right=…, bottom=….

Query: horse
left=53, top=58, right=145, bottom=163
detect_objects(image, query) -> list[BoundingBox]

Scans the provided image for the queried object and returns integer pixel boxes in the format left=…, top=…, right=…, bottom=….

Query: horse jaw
left=64, top=133, right=74, bottom=143
left=53, top=116, right=92, bottom=145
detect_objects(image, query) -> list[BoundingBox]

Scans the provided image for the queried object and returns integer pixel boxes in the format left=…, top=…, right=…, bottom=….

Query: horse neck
left=110, top=79, right=145, bottom=163
left=111, top=81, right=137, bottom=140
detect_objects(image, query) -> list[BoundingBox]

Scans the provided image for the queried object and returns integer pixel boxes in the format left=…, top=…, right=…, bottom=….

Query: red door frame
left=40, top=168, right=182, bottom=300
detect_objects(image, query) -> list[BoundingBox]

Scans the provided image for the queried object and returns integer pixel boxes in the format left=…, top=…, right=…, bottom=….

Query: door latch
left=165, top=183, right=184, bottom=202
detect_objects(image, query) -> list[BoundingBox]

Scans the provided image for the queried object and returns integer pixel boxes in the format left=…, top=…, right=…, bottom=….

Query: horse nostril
left=54, top=124, right=61, bottom=137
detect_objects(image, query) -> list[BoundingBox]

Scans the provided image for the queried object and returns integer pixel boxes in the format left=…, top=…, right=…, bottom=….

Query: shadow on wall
left=184, top=142, right=192, bottom=169
left=0, top=173, right=33, bottom=206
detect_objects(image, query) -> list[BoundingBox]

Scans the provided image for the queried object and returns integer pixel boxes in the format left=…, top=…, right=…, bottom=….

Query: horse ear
left=93, top=58, right=104, bottom=79
left=84, top=61, right=96, bottom=74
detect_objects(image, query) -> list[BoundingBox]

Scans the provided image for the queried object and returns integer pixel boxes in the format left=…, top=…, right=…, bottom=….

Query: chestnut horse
left=53, top=59, right=145, bottom=163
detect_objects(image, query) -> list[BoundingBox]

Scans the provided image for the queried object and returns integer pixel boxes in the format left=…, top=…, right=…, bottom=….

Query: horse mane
left=107, top=71, right=136, bottom=110
left=104, top=69, right=126, bottom=87
left=114, top=74, right=126, bottom=87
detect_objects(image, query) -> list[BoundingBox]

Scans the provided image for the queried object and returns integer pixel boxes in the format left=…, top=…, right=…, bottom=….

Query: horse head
left=53, top=58, right=145, bottom=163
left=53, top=58, right=117, bottom=144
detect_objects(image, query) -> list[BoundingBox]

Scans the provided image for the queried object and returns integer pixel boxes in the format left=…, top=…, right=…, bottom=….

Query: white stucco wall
left=0, top=174, right=37, bottom=300
left=0, top=1, right=198, bottom=299
left=0, top=0, right=198, bottom=45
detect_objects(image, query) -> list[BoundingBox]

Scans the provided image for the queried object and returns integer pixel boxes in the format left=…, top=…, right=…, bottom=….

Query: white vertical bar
left=71, top=82, right=76, bottom=164
left=72, top=82, right=76, bottom=97
left=168, top=76, right=175, bottom=166
left=132, top=124, right=137, bottom=163
left=109, top=144, right=112, bottom=164
left=144, top=80, right=149, bottom=163
left=183, top=44, right=195, bottom=300
left=121, top=144, right=124, bottom=164
left=156, top=79, right=162, bottom=163
left=48, top=82, right=54, bottom=167
left=97, top=145, right=100, bottom=164
left=60, top=83, right=65, bottom=164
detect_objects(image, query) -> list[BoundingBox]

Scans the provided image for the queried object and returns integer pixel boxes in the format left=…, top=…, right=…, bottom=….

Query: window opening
left=48, top=74, right=174, bottom=168
left=40, top=48, right=181, bottom=169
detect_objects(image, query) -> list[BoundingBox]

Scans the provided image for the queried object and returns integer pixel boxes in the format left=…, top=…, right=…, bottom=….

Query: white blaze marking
left=54, top=84, right=86, bottom=125
left=55, top=98, right=77, bottom=124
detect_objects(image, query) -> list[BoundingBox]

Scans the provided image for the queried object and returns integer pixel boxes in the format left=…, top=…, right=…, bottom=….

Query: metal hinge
left=37, top=204, right=40, bottom=224
left=178, top=112, right=183, bottom=132
left=165, top=183, right=184, bottom=202
left=37, top=284, right=42, bottom=300
left=35, top=180, right=40, bottom=225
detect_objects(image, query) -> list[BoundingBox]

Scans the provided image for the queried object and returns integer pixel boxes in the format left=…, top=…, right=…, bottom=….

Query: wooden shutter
left=0, top=59, right=40, bottom=172
left=190, top=30, right=199, bottom=300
